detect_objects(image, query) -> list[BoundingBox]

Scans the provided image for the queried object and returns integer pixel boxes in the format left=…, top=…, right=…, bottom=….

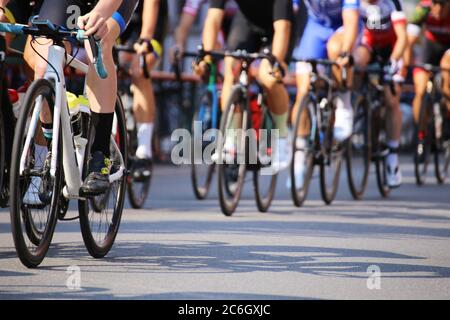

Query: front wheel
left=320, top=97, right=343, bottom=205
left=9, top=79, right=61, bottom=268
left=414, top=95, right=432, bottom=186
left=217, top=86, right=248, bottom=216
left=373, top=108, right=391, bottom=198
left=191, top=90, right=216, bottom=200
left=253, top=107, right=277, bottom=213
left=290, top=95, right=315, bottom=207
left=346, top=95, right=371, bottom=200
left=79, top=97, right=128, bottom=258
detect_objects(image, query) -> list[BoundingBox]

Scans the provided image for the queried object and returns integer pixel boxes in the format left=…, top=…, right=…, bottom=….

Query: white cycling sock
left=295, top=137, right=307, bottom=174
left=34, top=144, right=48, bottom=169
left=387, top=140, right=400, bottom=169
left=136, top=122, right=154, bottom=159
left=338, top=91, right=352, bottom=111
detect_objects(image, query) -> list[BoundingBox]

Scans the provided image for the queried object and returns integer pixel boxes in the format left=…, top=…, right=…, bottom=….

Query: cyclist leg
left=441, top=49, right=450, bottom=140
left=441, top=49, right=450, bottom=113
left=82, top=0, right=139, bottom=195
left=328, top=30, right=356, bottom=140
left=130, top=1, right=167, bottom=166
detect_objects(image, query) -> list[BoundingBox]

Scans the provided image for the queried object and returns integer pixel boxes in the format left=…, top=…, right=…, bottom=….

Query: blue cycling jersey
left=304, top=0, right=360, bottom=29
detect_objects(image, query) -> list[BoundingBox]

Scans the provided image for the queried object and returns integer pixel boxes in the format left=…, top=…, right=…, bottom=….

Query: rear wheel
left=320, top=97, right=343, bottom=205
left=346, top=95, right=371, bottom=200
left=191, top=90, right=216, bottom=200
left=9, top=79, right=61, bottom=268
left=290, top=95, right=315, bottom=207
left=79, top=98, right=127, bottom=258
left=217, top=86, right=248, bottom=216
left=414, top=95, right=432, bottom=186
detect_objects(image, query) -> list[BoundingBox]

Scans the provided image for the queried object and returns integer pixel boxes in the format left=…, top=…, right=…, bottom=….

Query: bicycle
left=114, top=44, right=153, bottom=209
left=349, top=62, right=400, bottom=199
left=0, top=18, right=128, bottom=268
left=198, top=47, right=279, bottom=216
left=176, top=50, right=222, bottom=201
left=413, top=64, right=450, bottom=186
left=290, top=59, right=346, bottom=207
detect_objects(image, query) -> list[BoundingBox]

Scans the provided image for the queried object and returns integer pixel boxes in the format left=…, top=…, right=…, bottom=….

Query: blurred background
left=4, top=0, right=423, bottom=163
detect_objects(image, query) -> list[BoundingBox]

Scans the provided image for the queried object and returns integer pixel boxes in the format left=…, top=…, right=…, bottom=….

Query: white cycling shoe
left=23, top=176, right=45, bottom=206
left=333, top=96, right=354, bottom=142
left=271, top=137, right=291, bottom=173
left=387, top=165, right=402, bottom=189
left=286, top=138, right=307, bottom=189
left=212, top=139, right=237, bottom=164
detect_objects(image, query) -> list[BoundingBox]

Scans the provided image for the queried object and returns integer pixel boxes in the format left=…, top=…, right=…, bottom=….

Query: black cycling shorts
left=121, top=0, right=168, bottom=44
left=226, top=9, right=296, bottom=63
left=417, top=37, right=450, bottom=66
left=6, top=0, right=138, bottom=34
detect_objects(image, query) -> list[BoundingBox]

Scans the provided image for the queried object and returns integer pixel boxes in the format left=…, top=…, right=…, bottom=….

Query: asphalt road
left=1, top=157, right=450, bottom=300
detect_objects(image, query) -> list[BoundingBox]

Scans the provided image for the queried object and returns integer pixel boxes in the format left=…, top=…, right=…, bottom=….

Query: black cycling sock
left=90, top=112, right=114, bottom=158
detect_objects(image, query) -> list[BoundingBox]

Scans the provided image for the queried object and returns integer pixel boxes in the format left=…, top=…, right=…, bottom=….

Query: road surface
left=1, top=158, right=450, bottom=299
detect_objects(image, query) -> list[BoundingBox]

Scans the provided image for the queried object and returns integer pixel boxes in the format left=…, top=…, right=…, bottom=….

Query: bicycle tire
left=346, top=95, right=371, bottom=200
left=191, top=90, right=216, bottom=200
left=372, top=109, right=391, bottom=198
left=414, top=94, right=432, bottom=186
left=217, top=85, right=248, bottom=216
left=79, top=97, right=128, bottom=258
left=9, top=79, right=61, bottom=268
left=290, top=95, right=315, bottom=207
left=253, top=106, right=277, bottom=213
left=127, top=126, right=152, bottom=209
left=320, top=97, right=343, bottom=205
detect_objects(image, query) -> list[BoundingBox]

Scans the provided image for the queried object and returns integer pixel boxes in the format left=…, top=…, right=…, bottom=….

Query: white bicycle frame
left=19, top=44, right=126, bottom=200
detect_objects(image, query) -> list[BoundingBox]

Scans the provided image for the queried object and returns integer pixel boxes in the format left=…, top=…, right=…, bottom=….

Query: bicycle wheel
left=191, top=90, right=216, bottom=200
left=9, top=79, right=61, bottom=268
left=253, top=106, right=277, bottom=213
left=434, top=100, right=450, bottom=184
left=320, top=97, right=343, bottom=205
left=127, top=124, right=152, bottom=209
left=346, top=95, right=371, bottom=200
left=414, top=94, right=432, bottom=186
left=79, top=97, right=128, bottom=258
left=372, top=108, right=391, bottom=198
left=217, top=86, right=248, bottom=216
left=290, top=95, right=315, bottom=207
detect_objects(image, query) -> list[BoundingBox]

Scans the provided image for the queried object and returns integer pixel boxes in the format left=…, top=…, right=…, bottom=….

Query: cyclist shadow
left=40, top=239, right=450, bottom=280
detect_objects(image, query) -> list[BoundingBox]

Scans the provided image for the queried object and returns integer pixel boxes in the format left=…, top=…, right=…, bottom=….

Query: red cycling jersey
left=409, top=0, right=450, bottom=45
left=360, top=0, right=406, bottom=49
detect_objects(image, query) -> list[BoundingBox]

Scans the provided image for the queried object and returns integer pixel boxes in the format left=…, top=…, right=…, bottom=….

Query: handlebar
left=114, top=44, right=150, bottom=79
left=0, top=18, right=107, bottom=79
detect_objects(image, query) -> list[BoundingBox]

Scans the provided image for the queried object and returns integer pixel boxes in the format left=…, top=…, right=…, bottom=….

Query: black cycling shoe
left=80, top=151, right=111, bottom=197
left=131, top=158, right=153, bottom=182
